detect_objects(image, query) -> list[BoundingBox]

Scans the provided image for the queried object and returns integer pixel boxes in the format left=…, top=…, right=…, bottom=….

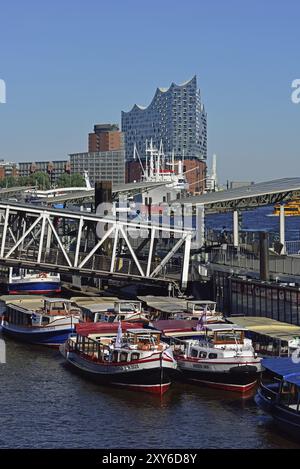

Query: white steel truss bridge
left=0, top=202, right=194, bottom=290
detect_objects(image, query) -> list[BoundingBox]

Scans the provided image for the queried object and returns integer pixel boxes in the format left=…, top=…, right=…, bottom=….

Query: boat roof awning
left=152, top=319, right=199, bottom=334
left=138, top=296, right=186, bottom=313
left=262, top=358, right=300, bottom=384
left=127, top=328, right=156, bottom=335
left=188, top=300, right=216, bottom=305
left=204, top=323, right=247, bottom=332
left=75, top=321, right=144, bottom=336
left=45, top=298, right=72, bottom=303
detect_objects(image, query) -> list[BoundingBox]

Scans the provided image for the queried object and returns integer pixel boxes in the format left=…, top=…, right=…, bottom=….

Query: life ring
left=38, top=272, right=47, bottom=278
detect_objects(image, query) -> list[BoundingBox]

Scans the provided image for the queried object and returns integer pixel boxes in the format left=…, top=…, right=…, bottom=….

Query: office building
left=69, top=150, right=125, bottom=186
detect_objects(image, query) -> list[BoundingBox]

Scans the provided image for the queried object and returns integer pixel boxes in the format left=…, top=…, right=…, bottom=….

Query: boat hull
left=255, top=388, right=300, bottom=438
left=61, top=348, right=177, bottom=394
left=8, top=281, right=61, bottom=294
left=177, top=359, right=260, bottom=392
left=1, top=323, right=74, bottom=347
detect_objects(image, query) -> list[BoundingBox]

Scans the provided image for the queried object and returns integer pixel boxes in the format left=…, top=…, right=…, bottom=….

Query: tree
left=57, top=173, right=85, bottom=188
left=57, top=173, right=72, bottom=188
left=2, top=176, right=19, bottom=188
left=28, top=172, right=51, bottom=190
left=70, top=173, right=85, bottom=187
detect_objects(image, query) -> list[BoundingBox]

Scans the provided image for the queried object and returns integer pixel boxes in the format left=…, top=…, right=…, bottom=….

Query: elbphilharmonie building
left=121, top=75, right=207, bottom=161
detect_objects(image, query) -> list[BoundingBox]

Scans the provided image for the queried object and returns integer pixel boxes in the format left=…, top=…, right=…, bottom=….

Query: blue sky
left=0, top=0, right=299, bottom=182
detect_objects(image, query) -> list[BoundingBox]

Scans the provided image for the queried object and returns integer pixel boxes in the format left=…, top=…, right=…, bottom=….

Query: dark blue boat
left=255, top=357, right=300, bottom=438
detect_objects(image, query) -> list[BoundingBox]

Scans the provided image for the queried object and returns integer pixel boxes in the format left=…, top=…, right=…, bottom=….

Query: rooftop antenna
left=159, top=140, right=165, bottom=172
left=172, top=149, right=175, bottom=173
left=156, top=141, right=161, bottom=181
left=145, top=139, right=148, bottom=178
left=149, top=139, right=154, bottom=179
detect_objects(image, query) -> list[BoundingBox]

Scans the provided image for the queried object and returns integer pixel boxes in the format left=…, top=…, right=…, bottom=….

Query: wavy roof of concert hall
left=122, top=76, right=197, bottom=114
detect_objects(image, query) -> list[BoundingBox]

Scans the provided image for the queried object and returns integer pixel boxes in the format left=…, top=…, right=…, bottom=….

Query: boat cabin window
left=208, top=353, right=218, bottom=359
left=131, top=352, right=140, bottom=361
left=119, top=352, right=128, bottom=362
left=199, top=351, right=207, bottom=358
left=191, top=303, right=215, bottom=313
left=191, top=348, right=199, bottom=358
left=112, top=351, right=119, bottom=362
left=44, top=300, right=69, bottom=315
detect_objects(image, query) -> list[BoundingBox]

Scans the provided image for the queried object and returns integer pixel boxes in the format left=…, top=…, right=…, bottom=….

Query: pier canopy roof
left=40, top=181, right=167, bottom=204
left=175, top=177, right=300, bottom=213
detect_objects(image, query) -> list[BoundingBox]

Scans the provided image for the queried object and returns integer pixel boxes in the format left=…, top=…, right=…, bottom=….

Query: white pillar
left=45, top=223, right=52, bottom=254
left=37, top=214, right=47, bottom=263
left=181, top=234, right=191, bottom=290
left=280, top=204, right=286, bottom=254
left=233, top=210, right=239, bottom=247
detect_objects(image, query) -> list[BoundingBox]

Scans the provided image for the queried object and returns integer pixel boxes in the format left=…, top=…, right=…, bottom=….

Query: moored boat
left=7, top=268, right=61, bottom=294
left=255, top=357, right=300, bottom=438
left=80, top=300, right=150, bottom=325
left=60, top=322, right=177, bottom=394
left=1, top=298, right=81, bottom=347
left=175, top=323, right=262, bottom=392
left=173, top=300, right=224, bottom=324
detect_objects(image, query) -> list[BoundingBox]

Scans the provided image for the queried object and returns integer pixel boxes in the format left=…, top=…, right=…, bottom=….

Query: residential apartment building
left=88, top=124, right=122, bottom=152
left=18, top=160, right=70, bottom=184
left=0, top=160, right=19, bottom=180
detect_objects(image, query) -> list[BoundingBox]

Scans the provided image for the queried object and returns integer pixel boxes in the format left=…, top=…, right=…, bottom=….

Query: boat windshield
left=279, top=381, right=300, bottom=411
left=214, top=330, right=244, bottom=344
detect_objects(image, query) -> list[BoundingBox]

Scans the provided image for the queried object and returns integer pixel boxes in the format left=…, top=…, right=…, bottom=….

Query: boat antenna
left=134, top=143, right=146, bottom=179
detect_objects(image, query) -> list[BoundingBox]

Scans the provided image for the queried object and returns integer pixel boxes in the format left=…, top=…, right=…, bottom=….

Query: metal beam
left=47, top=216, right=72, bottom=267
left=110, top=226, right=119, bottom=273
left=119, top=225, right=144, bottom=277
left=78, top=225, right=115, bottom=269
left=150, top=235, right=187, bottom=278
left=4, top=214, right=42, bottom=259
left=146, top=227, right=156, bottom=277
left=74, top=216, right=84, bottom=268
left=0, top=206, right=9, bottom=257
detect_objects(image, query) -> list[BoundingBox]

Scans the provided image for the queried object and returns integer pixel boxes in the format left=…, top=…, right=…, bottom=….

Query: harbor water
left=206, top=205, right=300, bottom=241
left=0, top=336, right=299, bottom=449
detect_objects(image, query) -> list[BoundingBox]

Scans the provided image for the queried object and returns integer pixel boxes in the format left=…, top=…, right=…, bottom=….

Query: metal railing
left=285, top=241, right=300, bottom=256
left=208, top=245, right=300, bottom=278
